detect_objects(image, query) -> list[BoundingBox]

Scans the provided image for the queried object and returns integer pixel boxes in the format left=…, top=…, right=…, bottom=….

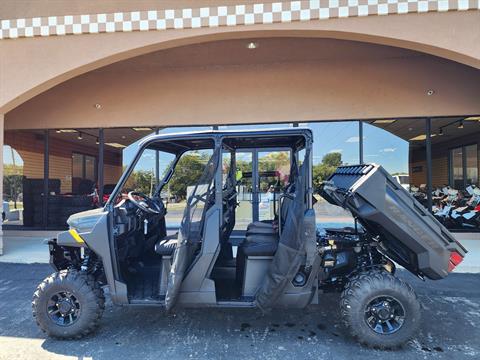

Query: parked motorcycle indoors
left=410, top=185, right=427, bottom=206
left=433, top=187, right=461, bottom=228
left=449, top=187, right=480, bottom=229
left=411, top=184, right=480, bottom=231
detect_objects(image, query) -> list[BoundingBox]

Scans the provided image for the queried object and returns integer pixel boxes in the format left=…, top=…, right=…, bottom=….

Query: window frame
left=72, top=152, right=98, bottom=183
left=448, top=143, right=479, bottom=189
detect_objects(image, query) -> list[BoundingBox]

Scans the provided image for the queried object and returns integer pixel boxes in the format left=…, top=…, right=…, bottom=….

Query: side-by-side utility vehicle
left=32, top=129, right=467, bottom=348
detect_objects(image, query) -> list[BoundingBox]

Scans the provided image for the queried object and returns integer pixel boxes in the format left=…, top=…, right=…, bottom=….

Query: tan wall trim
left=1, top=0, right=478, bottom=40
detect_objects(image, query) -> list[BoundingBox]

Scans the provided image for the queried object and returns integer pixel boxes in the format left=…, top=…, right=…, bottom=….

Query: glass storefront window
left=3, top=145, right=24, bottom=225
left=84, top=155, right=96, bottom=181
left=4, top=130, right=45, bottom=228
left=450, top=144, right=478, bottom=189
left=363, top=122, right=409, bottom=182
left=72, top=153, right=83, bottom=178
left=466, top=144, right=478, bottom=186
left=72, top=152, right=97, bottom=194
left=451, top=147, right=463, bottom=189
left=306, top=121, right=359, bottom=228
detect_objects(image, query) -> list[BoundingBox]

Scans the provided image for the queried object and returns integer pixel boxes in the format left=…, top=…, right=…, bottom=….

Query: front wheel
left=32, top=269, right=105, bottom=339
left=340, top=270, right=421, bottom=349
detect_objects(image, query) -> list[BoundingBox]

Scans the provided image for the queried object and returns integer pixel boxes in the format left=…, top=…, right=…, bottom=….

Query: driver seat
left=154, top=233, right=178, bottom=256
left=154, top=191, right=215, bottom=257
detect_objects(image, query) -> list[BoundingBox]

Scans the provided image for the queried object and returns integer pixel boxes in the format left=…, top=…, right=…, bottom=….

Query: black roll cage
left=105, top=128, right=313, bottom=211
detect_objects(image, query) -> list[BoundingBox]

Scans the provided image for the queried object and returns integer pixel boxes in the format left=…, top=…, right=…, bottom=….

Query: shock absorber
left=80, top=253, right=90, bottom=272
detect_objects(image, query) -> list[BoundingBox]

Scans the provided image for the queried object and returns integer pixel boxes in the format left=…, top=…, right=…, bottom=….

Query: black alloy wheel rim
left=364, top=296, right=406, bottom=335
left=47, top=291, right=81, bottom=326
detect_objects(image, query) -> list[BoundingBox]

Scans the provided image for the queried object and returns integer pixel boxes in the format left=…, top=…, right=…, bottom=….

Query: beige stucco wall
left=1, top=6, right=479, bottom=115
left=5, top=46, right=480, bottom=130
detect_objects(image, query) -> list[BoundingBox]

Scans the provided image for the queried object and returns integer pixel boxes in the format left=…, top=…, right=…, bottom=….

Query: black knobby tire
left=32, top=269, right=105, bottom=339
left=340, top=270, right=421, bottom=349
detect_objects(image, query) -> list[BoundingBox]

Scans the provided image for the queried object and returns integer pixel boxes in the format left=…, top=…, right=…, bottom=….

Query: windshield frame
left=105, top=134, right=217, bottom=208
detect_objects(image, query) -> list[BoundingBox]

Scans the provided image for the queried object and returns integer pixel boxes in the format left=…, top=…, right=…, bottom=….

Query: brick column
left=0, top=114, right=4, bottom=255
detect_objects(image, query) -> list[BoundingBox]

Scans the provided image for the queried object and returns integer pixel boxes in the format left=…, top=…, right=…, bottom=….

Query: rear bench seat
left=241, top=234, right=278, bottom=256
left=245, top=183, right=294, bottom=236
left=241, top=184, right=295, bottom=256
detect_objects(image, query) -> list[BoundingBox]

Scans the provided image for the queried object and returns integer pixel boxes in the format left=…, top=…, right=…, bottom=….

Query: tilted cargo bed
left=320, top=164, right=467, bottom=280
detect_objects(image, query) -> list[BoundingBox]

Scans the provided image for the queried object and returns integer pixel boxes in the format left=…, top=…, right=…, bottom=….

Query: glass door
left=234, top=152, right=254, bottom=230
left=233, top=149, right=291, bottom=230
left=257, top=150, right=291, bottom=222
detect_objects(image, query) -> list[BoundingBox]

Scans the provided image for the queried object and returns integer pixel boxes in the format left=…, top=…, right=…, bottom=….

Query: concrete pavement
left=0, top=263, right=479, bottom=360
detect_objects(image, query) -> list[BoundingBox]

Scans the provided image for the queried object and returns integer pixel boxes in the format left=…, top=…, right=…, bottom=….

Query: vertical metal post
left=43, top=130, right=49, bottom=228
left=98, top=128, right=104, bottom=205
left=0, top=114, right=4, bottom=254
left=214, top=138, right=223, bottom=211
left=425, top=118, right=433, bottom=212
left=359, top=120, right=364, bottom=164
left=155, top=127, right=160, bottom=187
left=307, top=139, right=313, bottom=209
left=461, top=146, right=467, bottom=189
left=252, top=150, right=259, bottom=222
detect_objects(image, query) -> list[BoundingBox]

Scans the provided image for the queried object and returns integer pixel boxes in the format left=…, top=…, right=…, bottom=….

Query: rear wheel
left=32, top=269, right=105, bottom=339
left=340, top=270, right=421, bottom=349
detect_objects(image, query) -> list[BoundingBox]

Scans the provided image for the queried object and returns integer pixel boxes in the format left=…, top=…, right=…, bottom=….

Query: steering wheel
left=127, top=191, right=163, bottom=215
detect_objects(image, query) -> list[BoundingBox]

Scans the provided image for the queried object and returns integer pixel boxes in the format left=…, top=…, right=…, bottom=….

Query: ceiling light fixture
left=132, top=127, right=153, bottom=131
left=438, top=128, right=444, bottom=136
left=96, top=138, right=100, bottom=145
left=95, top=103, right=102, bottom=109
left=246, top=41, right=258, bottom=50
left=464, top=116, right=480, bottom=121
left=409, top=134, right=427, bottom=141
left=409, top=134, right=437, bottom=141
left=373, top=119, right=396, bottom=124
left=56, top=129, right=77, bottom=133
left=105, top=142, right=126, bottom=148
left=458, top=120, right=464, bottom=129
left=77, top=132, right=83, bottom=140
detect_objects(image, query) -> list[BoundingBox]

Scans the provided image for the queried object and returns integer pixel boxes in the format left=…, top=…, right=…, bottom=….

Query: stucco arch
left=5, top=36, right=480, bottom=130
left=1, top=9, right=479, bottom=114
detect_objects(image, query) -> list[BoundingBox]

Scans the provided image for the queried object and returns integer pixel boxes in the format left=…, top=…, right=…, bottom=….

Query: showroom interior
left=3, top=115, right=480, bottom=232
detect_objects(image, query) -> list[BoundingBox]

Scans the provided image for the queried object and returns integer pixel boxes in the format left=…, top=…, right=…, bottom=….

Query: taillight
left=448, top=251, right=463, bottom=272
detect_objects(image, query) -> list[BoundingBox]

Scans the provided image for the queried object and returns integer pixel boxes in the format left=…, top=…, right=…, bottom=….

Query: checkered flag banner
left=1, top=0, right=479, bottom=39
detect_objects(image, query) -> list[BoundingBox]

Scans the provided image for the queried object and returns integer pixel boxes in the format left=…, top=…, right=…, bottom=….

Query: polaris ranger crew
left=32, top=128, right=467, bottom=348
